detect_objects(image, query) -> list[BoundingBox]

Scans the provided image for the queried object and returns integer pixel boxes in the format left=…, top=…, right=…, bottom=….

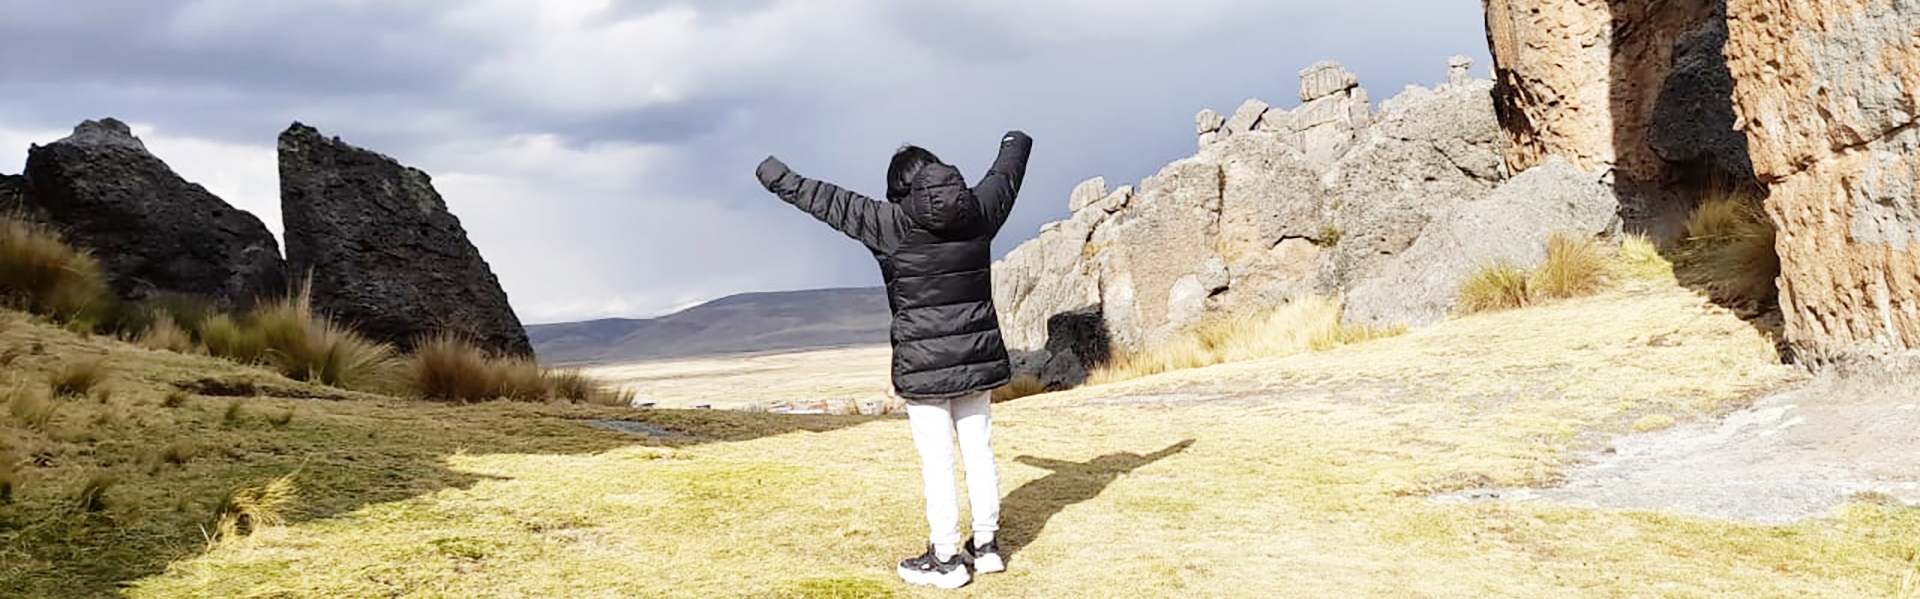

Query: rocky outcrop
left=1483, top=0, right=1741, bottom=229
left=278, top=123, right=533, bottom=357
left=20, top=119, right=286, bottom=308
left=995, top=60, right=1587, bottom=387
left=0, top=174, right=26, bottom=215
left=1725, top=1, right=1920, bottom=356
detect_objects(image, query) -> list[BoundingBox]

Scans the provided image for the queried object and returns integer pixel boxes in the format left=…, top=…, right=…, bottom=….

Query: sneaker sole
left=897, top=565, right=970, bottom=589
left=972, top=554, right=1005, bottom=574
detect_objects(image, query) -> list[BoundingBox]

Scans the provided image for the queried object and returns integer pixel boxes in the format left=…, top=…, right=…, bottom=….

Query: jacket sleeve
left=972, top=131, right=1033, bottom=232
left=756, top=156, right=903, bottom=252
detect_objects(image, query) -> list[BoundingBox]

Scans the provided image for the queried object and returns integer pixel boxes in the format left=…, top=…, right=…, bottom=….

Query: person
left=754, top=130, right=1034, bottom=589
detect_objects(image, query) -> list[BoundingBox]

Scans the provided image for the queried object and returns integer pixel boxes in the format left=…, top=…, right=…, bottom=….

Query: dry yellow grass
left=1457, top=262, right=1532, bottom=314
left=0, top=214, right=110, bottom=322
left=9, top=278, right=1920, bottom=599
left=1615, top=234, right=1675, bottom=282
left=1091, top=296, right=1405, bottom=385
left=1676, top=192, right=1780, bottom=309
left=136, top=311, right=199, bottom=354
left=1528, top=233, right=1609, bottom=299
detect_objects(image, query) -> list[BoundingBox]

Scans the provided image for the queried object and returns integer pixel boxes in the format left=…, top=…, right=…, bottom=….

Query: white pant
left=906, top=391, right=1000, bottom=546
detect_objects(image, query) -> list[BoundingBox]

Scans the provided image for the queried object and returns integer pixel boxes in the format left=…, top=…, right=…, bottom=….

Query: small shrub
left=75, top=471, right=117, bottom=513
left=992, top=374, right=1049, bottom=403
left=223, top=401, right=245, bottom=427
left=265, top=408, right=294, bottom=428
left=214, top=473, right=297, bottom=542
left=1678, top=192, right=1780, bottom=309
left=0, top=214, right=111, bottom=322
left=1530, top=233, right=1609, bottom=300
left=7, top=385, right=57, bottom=430
left=199, top=313, right=266, bottom=364
left=49, top=359, right=108, bottom=398
left=1457, top=262, right=1532, bottom=314
left=137, top=311, right=200, bottom=354
left=162, top=390, right=191, bottom=408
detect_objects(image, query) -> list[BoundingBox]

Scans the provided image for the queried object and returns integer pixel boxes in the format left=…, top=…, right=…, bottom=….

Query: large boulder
left=1344, top=158, right=1622, bottom=326
left=1725, top=1, right=1920, bottom=356
left=21, top=119, right=286, bottom=308
left=278, top=123, right=533, bottom=357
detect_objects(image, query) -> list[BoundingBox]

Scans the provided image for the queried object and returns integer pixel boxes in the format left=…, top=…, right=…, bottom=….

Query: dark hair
left=886, top=145, right=942, bottom=202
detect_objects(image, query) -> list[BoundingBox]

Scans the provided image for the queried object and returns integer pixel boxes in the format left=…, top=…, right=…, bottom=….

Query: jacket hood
left=900, top=162, right=984, bottom=238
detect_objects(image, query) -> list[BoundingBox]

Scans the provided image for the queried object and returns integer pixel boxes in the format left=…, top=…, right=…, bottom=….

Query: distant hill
left=529, top=287, right=890, bottom=365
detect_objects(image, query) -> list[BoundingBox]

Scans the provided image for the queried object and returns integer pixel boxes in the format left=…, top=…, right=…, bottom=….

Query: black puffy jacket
left=756, top=132, right=1033, bottom=400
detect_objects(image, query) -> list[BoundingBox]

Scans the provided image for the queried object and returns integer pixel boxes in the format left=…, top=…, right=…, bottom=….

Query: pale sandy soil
left=581, top=345, right=894, bottom=409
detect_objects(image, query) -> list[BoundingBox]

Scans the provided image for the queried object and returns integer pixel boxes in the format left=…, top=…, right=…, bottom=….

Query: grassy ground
left=8, top=278, right=1920, bottom=598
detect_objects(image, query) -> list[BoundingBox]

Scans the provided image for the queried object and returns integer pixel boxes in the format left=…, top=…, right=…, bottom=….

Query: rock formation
left=994, top=59, right=1621, bottom=388
left=20, top=119, right=286, bottom=309
left=278, top=123, right=533, bottom=357
left=1482, top=0, right=1745, bottom=230
left=1725, top=1, right=1920, bottom=355
left=0, top=173, right=26, bottom=215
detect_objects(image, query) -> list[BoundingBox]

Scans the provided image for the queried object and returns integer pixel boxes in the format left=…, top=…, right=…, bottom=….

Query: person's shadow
left=997, top=439, right=1196, bottom=557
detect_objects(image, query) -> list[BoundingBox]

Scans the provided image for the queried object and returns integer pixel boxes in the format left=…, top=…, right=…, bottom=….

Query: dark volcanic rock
left=1, top=173, right=27, bottom=215
left=277, top=122, right=532, bottom=357
left=21, top=119, right=287, bottom=308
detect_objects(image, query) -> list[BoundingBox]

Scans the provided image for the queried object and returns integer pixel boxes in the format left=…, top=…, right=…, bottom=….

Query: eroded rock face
left=21, top=119, right=286, bottom=308
left=278, top=123, right=533, bottom=357
left=996, top=59, right=1511, bottom=388
left=1483, top=0, right=1734, bottom=226
left=1726, top=0, right=1920, bottom=355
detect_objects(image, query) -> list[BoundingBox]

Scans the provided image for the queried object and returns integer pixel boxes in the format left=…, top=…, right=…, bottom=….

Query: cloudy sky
left=0, top=0, right=1490, bottom=324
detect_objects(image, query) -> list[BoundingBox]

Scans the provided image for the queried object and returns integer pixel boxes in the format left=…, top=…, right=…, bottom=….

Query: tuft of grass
left=213, top=473, right=298, bottom=542
left=1529, top=233, right=1609, bottom=300
left=1316, top=225, right=1344, bottom=248
left=137, top=311, right=201, bottom=354
left=1676, top=192, right=1780, bottom=310
left=157, top=441, right=199, bottom=467
left=49, top=359, right=108, bottom=398
left=1456, top=262, right=1532, bottom=315
left=1093, top=296, right=1405, bottom=384
left=75, top=472, right=117, bottom=513
left=410, top=334, right=609, bottom=404
left=222, top=401, right=245, bottom=427
left=265, top=408, right=294, bottom=428
left=1616, top=234, right=1675, bottom=281
left=162, top=390, right=191, bottom=408
left=245, top=287, right=399, bottom=391
left=92, top=387, right=112, bottom=405
left=0, top=214, right=111, bottom=322
left=7, top=385, right=57, bottom=430
left=411, top=333, right=511, bottom=403
left=992, top=374, right=1050, bottom=403
left=198, top=313, right=265, bottom=365
left=549, top=368, right=635, bottom=406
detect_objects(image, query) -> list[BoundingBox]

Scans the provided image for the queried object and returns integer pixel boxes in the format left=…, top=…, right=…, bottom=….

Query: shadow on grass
left=998, top=439, right=1195, bottom=557
left=0, top=378, right=883, bottom=598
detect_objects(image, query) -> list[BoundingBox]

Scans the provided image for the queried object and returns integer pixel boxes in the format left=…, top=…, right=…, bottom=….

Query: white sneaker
left=964, top=537, right=1005, bottom=574
left=897, top=544, right=971, bottom=589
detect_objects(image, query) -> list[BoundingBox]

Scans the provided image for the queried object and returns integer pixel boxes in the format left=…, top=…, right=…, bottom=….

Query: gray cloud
left=0, top=0, right=1492, bottom=324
